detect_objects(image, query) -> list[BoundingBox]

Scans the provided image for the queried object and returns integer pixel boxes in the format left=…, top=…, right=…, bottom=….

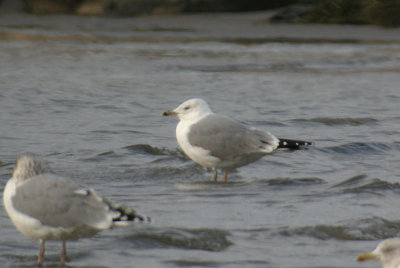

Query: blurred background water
left=0, top=13, right=400, bottom=268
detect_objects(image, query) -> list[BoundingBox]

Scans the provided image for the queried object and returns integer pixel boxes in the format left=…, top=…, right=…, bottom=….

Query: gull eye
left=184, top=106, right=190, bottom=110
left=383, top=246, right=394, bottom=253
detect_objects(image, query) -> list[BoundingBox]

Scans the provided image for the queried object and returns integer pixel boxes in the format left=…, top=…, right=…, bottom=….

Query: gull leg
left=38, top=239, right=45, bottom=266
left=222, top=170, right=227, bottom=182
left=60, top=240, right=66, bottom=266
left=212, top=168, right=218, bottom=182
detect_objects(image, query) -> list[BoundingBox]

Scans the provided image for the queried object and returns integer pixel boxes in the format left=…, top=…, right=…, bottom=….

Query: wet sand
left=1, top=11, right=400, bottom=43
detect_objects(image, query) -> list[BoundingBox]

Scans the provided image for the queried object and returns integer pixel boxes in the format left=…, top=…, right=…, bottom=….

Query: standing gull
left=163, top=98, right=311, bottom=182
left=357, top=238, right=400, bottom=268
left=3, top=153, right=146, bottom=266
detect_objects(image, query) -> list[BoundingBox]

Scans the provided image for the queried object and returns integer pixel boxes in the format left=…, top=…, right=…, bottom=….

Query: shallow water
left=0, top=14, right=400, bottom=268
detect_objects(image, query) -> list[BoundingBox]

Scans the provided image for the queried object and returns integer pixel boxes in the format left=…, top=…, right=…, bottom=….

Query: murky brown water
left=1, top=13, right=400, bottom=268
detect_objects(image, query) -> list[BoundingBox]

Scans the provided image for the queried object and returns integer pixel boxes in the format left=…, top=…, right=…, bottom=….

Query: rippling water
left=1, top=13, right=400, bottom=268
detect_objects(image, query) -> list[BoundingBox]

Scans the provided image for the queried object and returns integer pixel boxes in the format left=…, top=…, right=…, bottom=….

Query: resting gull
left=162, top=98, right=311, bottom=182
left=357, top=238, right=400, bottom=268
left=3, top=152, right=146, bottom=266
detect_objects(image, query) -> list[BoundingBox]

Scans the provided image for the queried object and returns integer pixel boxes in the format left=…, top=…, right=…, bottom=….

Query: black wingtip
left=278, top=138, right=312, bottom=150
left=113, top=206, right=151, bottom=223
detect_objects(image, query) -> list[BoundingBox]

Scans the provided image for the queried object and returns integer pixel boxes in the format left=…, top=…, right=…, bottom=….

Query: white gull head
left=163, top=98, right=213, bottom=122
left=12, top=153, right=49, bottom=183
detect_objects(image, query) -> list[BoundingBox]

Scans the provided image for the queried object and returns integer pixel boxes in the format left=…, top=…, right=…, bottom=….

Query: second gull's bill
left=357, top=238, right=400, bottom=268
left=3, top=152, right=147, bottom=266
left=163, top=98, right=311, bottom=182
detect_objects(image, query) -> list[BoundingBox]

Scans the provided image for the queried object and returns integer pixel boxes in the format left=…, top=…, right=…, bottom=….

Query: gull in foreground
left=357, top=238, right=400, bottom=268
left=163, top=98, right=311, bottom=182
left=3, top=153, right=146, bottom=266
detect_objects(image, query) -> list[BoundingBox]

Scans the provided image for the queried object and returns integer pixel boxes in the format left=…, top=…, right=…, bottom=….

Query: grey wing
left=188, top=114, right=279, bottom=160
left=12, top=174, right=114, bottom=229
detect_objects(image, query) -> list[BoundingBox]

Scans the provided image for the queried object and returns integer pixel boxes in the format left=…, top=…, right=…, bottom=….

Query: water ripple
left=343, top=179, right=400, bottom=194
left=124, top=227, right=232, bottom=251
left=332, top=174, right=367, bottom=187
left=167, top=259, right=222, bottom=267
left=260, top=177, right=326, bottom=187
left=123, top=144, right=179, bottom=156
left=331, top=174, right=400, bottom=195
left=80, top=144, right=187, bottom=162
left=278, top=217, right=400, bottom=240
left=131, top=165, right=204, bottom=179
left=184, top=63, right=305, bottom=72
left=321, top=142, right=395, bottom=155
left=291, top=117, right=378, bottom=126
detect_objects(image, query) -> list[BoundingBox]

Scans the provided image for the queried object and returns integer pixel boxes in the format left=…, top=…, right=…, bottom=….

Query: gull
left=162, top=98, right=311, bottom=182
left=357, top=238, right=400, bottom=268
left=3, top=152, right=146, bottom=266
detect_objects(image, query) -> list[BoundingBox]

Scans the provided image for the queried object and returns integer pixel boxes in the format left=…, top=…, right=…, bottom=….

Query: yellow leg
left=60, top=240, right=66, bottom=266
left=38, top=240, right=45, bottom=266
left=222, top=170, right=227, bottom=182
left=212, top=169, right=217, bottom=182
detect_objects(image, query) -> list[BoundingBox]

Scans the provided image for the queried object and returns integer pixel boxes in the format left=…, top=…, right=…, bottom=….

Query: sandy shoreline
left=1, top=11, right=400, bottom=43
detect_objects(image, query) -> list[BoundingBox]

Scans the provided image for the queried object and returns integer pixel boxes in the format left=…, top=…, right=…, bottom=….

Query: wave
left=334, top=175, right=400, bottom=194
left=123, top=227, right=232, bottom=251
left=81, top=144, right=187, bottom=162
left=277, top=217, right=400, bottom=241
left=332, top=174, right=368, bottom=187
left=123, top=144, right=183, bottom=157
left=320, top=142, right=396, bottom=155
left=259, top=177, right=326, bottom=187
left=166, top=260, right=222, bottom=267
left=183, top=62, right=305, bottom=72
left=131, top=165, right=204, bottom=179
left=167, top=259, right=270, bottom=267
left=291, top=117, right=378, bottom=126
left=0, top=160, right=13, bottom=168
left=326, top=174, right=400, bottom=197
